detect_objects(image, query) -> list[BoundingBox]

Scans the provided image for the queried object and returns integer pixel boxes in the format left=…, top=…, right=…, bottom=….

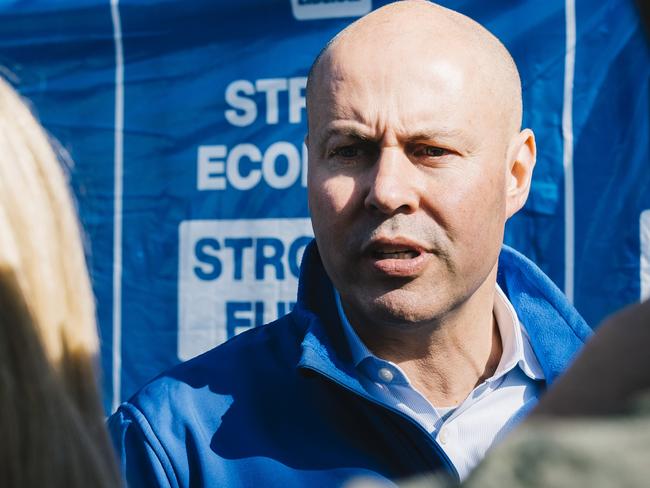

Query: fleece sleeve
left=108, top=406, right=179, bottom=488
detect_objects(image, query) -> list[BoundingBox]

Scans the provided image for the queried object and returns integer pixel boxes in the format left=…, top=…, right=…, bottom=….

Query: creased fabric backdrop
left=0, top=0, right=648, bottom=413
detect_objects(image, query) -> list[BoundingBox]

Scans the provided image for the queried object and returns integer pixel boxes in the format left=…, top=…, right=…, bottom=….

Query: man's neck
left=344, top=280, right=503, bottom=407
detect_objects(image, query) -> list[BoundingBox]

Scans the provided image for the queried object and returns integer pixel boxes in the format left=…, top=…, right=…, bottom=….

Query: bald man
left=109, top=2, right=591, bottom=486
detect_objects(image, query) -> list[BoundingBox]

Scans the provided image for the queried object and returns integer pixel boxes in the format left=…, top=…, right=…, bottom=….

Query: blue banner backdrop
left=1, top=0, right=648, bottom=413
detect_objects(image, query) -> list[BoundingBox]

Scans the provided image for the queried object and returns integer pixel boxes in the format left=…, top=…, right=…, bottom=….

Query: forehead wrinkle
left=403, top=128, right=467, bottom=142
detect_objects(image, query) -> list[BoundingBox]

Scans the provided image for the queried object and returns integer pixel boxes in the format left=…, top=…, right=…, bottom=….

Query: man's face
left=307, top=45, right=516, bottom=327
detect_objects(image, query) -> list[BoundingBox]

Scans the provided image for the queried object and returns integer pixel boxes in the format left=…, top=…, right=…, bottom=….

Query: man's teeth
left=375, top=250, right=418, bottom=259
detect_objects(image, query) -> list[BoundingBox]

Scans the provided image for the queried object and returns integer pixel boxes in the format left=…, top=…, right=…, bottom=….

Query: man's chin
left=354, top=290, right=450, bottom=328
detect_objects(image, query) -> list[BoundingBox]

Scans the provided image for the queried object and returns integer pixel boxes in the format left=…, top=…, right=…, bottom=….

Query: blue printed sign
left=0, top=0, right=648, bottom=413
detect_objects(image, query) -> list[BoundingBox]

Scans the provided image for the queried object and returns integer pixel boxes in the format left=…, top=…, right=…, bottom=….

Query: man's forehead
left=310, top=54, right=481, bottom=134
left=306, top=1, right=523, bottom=136
left=322, top=54, right=468, bottom=95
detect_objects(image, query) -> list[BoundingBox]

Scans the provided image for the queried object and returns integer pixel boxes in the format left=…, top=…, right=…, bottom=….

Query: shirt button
left=378, top=368, right=394, bottom=383
left=438, top=428, right=448, bottom=445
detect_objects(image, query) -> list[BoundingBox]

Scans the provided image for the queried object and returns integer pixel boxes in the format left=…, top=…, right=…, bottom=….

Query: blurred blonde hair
left=0, top=77, right=119, bottom=487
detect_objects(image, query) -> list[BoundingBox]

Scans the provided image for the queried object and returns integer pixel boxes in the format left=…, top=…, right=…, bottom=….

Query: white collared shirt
left=335, top=284, right=545, bottom=481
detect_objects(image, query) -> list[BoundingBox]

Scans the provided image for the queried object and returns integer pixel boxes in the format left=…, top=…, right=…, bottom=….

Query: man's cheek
left=321, top=179, right=357, bottom=214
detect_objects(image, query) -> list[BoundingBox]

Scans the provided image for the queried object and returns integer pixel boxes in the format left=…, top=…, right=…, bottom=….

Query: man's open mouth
left=372, top=249, right=420, bottom=259
left=363, top=239, right=428, bottom=276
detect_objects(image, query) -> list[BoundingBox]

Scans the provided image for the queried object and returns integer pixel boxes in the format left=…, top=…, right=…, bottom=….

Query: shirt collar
left=334, top=284, right=545, bottom=381
left=492, top=284, right=545, bottom=381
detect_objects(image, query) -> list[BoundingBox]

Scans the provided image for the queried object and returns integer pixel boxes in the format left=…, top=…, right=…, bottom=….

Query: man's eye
left=417, top=146, right=447, bottom=157
left=331, top=146, right=360, bottom=158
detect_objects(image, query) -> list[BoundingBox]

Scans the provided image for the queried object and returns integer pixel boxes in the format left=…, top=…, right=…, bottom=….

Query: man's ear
left=505, top=128, right=536, bottom=219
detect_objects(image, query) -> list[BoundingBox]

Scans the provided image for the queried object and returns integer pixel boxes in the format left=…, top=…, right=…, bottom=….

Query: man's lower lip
left=367, top=253, right=428, bottom=276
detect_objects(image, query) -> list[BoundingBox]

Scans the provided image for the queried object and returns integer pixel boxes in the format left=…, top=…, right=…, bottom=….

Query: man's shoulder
left=107, top=312, right=334, bottom=486
left=116, top=313, right=305, bottom=421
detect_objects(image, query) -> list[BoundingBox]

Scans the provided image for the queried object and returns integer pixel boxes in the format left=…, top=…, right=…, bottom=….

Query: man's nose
left=364, top=148, right=420, bottom=215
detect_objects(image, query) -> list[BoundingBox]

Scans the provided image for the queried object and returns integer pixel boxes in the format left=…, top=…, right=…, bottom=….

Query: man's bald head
left=306, top=0, right=523, bottom=137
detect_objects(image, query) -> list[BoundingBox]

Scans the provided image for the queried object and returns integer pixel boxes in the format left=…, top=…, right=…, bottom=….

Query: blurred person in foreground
left=0, top=77, right=120, bottom=487
left=109, top=1, right=591, bottom=486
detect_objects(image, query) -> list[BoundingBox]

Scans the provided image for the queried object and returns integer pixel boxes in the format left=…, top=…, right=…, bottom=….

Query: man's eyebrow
left=320, top=126, right=374, bottom=144
left=317, top=126, right=469, bottom=146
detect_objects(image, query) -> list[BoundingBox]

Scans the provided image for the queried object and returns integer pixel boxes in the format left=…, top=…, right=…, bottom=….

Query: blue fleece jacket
left=108, top=242, right=591, bottom=487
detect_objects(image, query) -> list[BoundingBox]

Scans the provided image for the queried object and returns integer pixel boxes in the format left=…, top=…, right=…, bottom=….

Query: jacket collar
left=292, top=240, right=591, bottom=387
left=496, top=245, right=592, bottom=383
left=292, top=242, right=362, bottom=391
